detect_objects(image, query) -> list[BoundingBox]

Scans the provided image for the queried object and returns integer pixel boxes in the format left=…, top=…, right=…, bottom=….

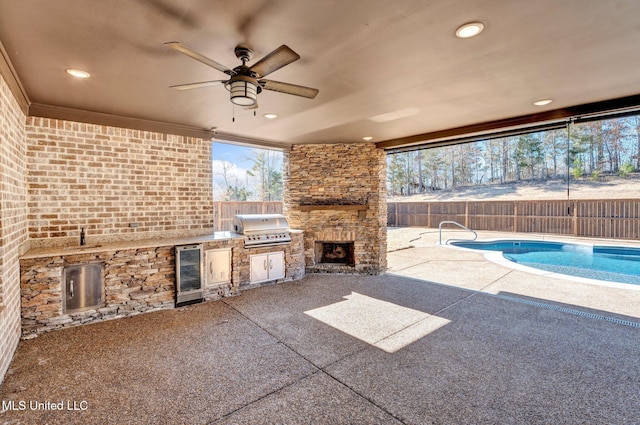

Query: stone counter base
left=19, top=235, right=308, bottom=338
left=20, top=239, right=242, bottom=339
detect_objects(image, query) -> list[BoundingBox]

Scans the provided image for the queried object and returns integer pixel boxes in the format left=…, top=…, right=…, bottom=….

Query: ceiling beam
left=376, top=94, right=640, bottom=151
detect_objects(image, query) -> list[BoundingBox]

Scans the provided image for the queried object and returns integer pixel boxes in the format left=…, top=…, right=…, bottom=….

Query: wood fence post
left=513, top=201, right=518, bottom=233
left=214, top=201, right=221, bottom=231
left=395, top=202, right=398, bottom=227
left=573, top=200, right=578, bottom=236
left=465, top=202, right=469, bottom=228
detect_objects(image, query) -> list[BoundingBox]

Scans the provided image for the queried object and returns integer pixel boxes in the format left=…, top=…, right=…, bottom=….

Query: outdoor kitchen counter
left=19, top=230, right=305, bottom=338
left=21, top=231, right=240, bottom=260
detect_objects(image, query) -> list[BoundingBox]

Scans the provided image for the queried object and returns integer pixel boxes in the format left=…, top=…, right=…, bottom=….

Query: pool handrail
left=438, top=221, right=477, bottom=245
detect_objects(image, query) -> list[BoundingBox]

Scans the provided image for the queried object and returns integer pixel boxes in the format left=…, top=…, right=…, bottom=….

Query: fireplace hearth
left=315, top=242, right=355, bottom=266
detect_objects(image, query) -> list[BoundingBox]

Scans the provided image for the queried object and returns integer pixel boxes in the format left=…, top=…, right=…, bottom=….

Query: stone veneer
left=284, top=143, right=387, bottom=274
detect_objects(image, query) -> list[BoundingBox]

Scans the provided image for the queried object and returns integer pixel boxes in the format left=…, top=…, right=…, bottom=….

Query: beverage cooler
left=175, top=244, right=203, bottom=306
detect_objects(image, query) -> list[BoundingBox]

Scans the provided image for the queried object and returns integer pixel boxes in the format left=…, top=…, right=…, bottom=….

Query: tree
left=225, top=185, right=252, bottom=201
left=387, top=153, right=408, bottom=195
left=501, top=137, right=511, bottom=183
left=423, top=149, right=445, bottom=189
left=601, top=118, right=626, bottom=172
left=214, top=160, right=251, bottom=201
left=631, top=116, right=640, bottom=169
left=247, top=149, right=283, bottom=201
left=542, top=129, right=566, bottom=178
left=569, top=125, right=590, bottom=176
left=386, top=112, right=640, bottom=198
left=218, top=160, right=235, bottom=191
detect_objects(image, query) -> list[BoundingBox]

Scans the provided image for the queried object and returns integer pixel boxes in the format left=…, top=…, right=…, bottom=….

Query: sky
left=211, top=142, right=257, bottom=170
left=211, top=141, right=282, bottom=200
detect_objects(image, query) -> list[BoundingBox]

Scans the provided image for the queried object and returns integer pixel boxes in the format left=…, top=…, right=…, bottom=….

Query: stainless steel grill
left=233, top=214, right=291, bottom=247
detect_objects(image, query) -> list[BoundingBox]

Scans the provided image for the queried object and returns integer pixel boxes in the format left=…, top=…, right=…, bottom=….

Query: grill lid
left=233, top=214, right=289, bottom=235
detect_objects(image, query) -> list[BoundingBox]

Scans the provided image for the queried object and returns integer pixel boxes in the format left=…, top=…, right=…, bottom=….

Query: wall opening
left=315, top=241, right=355, bottom=266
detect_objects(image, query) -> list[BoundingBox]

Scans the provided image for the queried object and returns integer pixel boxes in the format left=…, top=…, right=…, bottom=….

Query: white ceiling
left=1, top=0, right=639, bottom=148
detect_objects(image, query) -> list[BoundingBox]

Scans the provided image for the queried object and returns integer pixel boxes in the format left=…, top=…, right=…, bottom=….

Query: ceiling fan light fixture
left=226, top=78, right=258, bottom=106
left=264, top=113, right=278, bottom=119
left=455, top=21, right=484, bottom=39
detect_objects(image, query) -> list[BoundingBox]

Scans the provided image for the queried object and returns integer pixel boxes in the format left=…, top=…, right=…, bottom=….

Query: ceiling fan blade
left=165, top=42, right=234, bottom=75
left=259, top=79, right=319, bottom=99
left=169, top=80, right=226, bottom=90
left=249, top=45, right=300, bottom=77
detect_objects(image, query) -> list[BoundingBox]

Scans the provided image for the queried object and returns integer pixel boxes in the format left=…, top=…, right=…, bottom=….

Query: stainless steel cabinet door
left=249, top=251, right=284, bottom=283
left=63, top=263, right=103, bottom=313
left=206, top=248, right=231, bottom=285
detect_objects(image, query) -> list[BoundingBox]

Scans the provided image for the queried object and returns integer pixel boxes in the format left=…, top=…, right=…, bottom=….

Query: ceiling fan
left=165, top=42, right=319, bottom=108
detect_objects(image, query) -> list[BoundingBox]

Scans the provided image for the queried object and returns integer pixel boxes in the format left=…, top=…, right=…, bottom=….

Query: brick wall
left=284, top=143, right=387, bottom=274
left=25, top=118, right=214, bottom=247
left=0, top=72, right=28, bottom=383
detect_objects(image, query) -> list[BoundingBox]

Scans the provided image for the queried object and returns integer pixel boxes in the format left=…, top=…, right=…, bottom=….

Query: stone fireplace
left=284, top=143, right=387, bottom=274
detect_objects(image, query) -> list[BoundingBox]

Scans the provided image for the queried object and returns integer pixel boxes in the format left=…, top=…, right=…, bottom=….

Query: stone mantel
left=298, top=205, right=368, bottom=212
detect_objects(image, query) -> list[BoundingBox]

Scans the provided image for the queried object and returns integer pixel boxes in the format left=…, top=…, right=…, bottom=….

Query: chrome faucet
left=80, top=227, right=86, bottom=246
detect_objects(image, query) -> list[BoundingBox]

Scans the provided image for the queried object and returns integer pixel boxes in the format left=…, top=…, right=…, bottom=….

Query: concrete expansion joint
left=320, top=368, right=409, bottom=425
left=206, top=371, right=325, bottom=425
left=221, top=299, right=408, bottom=424
left=478, top=269, right=515, bottom=293
left=221, top=299, right=320, bottom=368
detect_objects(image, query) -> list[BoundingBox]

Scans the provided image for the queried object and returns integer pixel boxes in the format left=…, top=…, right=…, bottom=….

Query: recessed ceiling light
left=455, top=21, right=484, bottom=39
left=533, top=98, right=553, bottom=106
left=65, top=68, right=91, bottom=78
left=263, top=113, right=278, bottom=119
left=362, top=136, right=373, bottom=141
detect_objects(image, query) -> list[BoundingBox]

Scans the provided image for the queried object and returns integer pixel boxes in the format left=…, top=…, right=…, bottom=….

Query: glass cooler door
left=176, top=244, right=203, bottom=306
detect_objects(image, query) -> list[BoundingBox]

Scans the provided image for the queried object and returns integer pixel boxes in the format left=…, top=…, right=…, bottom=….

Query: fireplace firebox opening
left=315, top=241, right=355, bottom=266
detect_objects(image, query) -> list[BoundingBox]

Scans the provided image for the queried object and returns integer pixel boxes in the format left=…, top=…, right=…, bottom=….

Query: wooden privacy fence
left=388, top=199, right=640, bottom=240
left=213, top=201, right=283, bottom=231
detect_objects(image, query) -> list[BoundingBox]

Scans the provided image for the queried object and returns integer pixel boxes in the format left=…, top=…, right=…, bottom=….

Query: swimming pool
left=449, top=239, right=640, bottom=286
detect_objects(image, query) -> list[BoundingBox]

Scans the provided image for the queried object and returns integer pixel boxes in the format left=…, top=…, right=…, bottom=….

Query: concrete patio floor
left=1, top=228, right=639, bottom=424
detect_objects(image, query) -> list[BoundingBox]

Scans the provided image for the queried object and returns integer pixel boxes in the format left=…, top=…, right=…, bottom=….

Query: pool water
left=449, top=240, right=640, bottom=285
